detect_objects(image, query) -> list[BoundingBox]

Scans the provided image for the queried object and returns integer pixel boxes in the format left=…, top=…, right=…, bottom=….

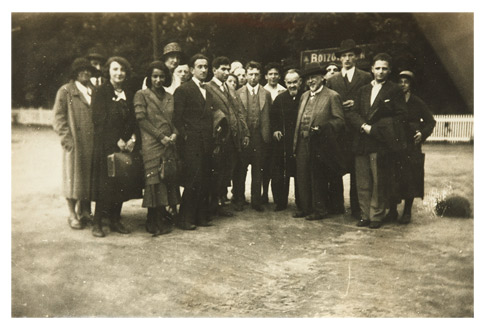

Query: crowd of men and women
left=53, top=39, right=436, bottom=237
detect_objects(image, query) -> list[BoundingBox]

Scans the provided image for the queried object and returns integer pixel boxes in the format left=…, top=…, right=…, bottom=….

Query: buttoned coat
left=237, top=84, right=272, bottom=144
left=53, top=81, right=94, bottom=200
left=293, top=86, right=346, bottom=155
left=346, top=81, right=407, bottom=155
left=90, top=81, right=143, bottom=203
left=173, top=80, right=215, bottom=188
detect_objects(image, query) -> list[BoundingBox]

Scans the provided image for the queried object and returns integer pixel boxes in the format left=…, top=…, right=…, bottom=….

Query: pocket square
left=384, top=99, right=390, bottom=103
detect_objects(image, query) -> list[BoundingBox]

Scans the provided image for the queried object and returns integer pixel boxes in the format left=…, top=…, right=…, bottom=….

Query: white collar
left=246, top=83, right=259, bottom=94
left=342, top=66, right=356, bottom=79
left=310, top=85, right=324, bottom=97
left=212, top=77, right=224, bottom=88
left=113, top=88, right=126, bottom=101
left=371, top=79, right=386, bottom=87
left=192, top=76, right=205, bottom=89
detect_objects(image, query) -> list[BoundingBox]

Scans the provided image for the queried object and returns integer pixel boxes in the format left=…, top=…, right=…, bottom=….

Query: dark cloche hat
left=301, top=62, right=326, bottom=78
left=71, top=57, right=97, bottom=76
left=162, top=42, right=183, bottom=57
left=335, top=39, right=362, bottom=57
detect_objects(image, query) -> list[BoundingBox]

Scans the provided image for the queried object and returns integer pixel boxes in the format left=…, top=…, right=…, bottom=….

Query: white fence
left=12, top=108, right=54, bottom=126
left=427, top=114, right=474, bottom=143
left=12, top=108, right=474, bottom=143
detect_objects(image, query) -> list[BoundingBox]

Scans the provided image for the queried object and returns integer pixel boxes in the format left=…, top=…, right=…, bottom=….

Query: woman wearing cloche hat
left=53, top=57, right=98, bottom=230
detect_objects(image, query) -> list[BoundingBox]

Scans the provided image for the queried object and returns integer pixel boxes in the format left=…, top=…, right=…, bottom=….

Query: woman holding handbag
left=134, top=61, right=180, bottom=236
left=90, top=56, right=143, bottom=237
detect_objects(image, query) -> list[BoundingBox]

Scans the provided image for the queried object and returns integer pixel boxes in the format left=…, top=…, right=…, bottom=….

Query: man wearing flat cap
left=326, top=39, right=373, bottom=219
left=293, top=62, right=345, bottom=220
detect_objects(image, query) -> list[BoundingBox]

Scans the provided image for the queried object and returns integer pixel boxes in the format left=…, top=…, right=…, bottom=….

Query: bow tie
left=198, top=81, right=205, bottom=88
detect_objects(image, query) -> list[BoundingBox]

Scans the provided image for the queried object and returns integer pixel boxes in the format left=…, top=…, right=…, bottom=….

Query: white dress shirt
left=341, top=66, right=356, bottom=83
left=263, top=83, right=286, bottom=101
left=246, top=83, right=260, bottom=96
left=192, top=76, right=206, bottom=99
left=75, top=81, right=92, bottom=105
left=370, top=80, right=385, bottom=106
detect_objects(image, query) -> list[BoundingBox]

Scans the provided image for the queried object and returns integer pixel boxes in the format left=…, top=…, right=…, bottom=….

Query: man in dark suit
left=206, top=56, right=250, bottom=217
left=293, top=62, right=345, bottom=220
left=346, top=53, right=407, bottom=229
left=270, top=69, right=303, bottom=212
left=326, top=39, right=373, bottom=219
left=173, top=54, right=215, bottom=230
left=237, top=61, right=272, bottom=212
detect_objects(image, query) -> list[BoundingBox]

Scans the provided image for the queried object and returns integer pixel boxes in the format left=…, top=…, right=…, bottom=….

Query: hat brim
left=301, top=68, right=326, bottom=78
left=335, top=47, right=362, bottom=57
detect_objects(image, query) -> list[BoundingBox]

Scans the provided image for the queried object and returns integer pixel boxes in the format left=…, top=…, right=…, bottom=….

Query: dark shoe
left=369, top=221, right=382, bottom=229
left=351, top=211, right=362, bottom=220
left=383, top=211, right=398, bottom=223
left=398, top=213, right=411, bottom=224
left=68, top=216, right=83, bottom=230
left=233, top=203, right=244, bottom=212
left=252, top=204, right=264, bottom=212
left=274, top=205, right=287, bottom=212
left=261, top=195, right=269, bottom=204
left=110, top=221, right=130, bottom=234
left=177, top=221, right=196, bottom=230
left=305, top=212, right=328, bottom=221
left=78, top=213, right=92, bottom=228
left=356, top=219, right=371, bottom=227
left=196, top=220, right=212, bottom=227
left=329, top=207, right=345, bottom=215
left=92, top=222, right=105, bottom=237
left=217, top=208, right=234, bottom=217
left=293, top=211, right=309, bottom=218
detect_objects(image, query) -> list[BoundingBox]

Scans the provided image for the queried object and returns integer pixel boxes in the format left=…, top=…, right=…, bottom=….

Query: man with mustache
left=270, top=69, right=303, bottom=212
left=293, top=62, right=346, bottom=220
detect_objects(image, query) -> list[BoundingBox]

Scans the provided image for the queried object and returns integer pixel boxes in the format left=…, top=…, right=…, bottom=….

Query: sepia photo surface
left=10, top=9, right=477, bottom=319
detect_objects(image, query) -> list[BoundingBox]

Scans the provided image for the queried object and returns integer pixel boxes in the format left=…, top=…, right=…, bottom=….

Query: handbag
left=159, top=144, right=181, bottom=184
left=107, top=151, right=144, bottom=182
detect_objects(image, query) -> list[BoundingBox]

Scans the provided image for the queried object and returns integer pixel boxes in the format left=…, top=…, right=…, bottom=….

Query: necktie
left=344, top=73, right=350, bottom=86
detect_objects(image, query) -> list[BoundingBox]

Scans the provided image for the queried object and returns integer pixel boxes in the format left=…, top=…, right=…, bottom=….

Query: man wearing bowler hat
left=293, top=62, right=345, bottom=220
left=87, top=47, right=106, bottom=87
left=326, top=39, right=373, bottom=219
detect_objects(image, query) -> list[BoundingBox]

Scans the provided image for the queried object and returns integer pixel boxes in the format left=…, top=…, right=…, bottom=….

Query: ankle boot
left=92, top=215, right=105, bottom=238
left=110, top=217, right=130, bottom=234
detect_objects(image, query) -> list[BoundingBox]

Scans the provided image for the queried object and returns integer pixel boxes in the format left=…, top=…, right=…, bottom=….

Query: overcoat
left=90, top=81, right=143, bottom=203
left=397, top=94, right=436, bottom=199
left=134, top=88, right=180, bottom=207
left=206, top=81, right=249, bottom=151
left=53, top=81, right=94, bottom=200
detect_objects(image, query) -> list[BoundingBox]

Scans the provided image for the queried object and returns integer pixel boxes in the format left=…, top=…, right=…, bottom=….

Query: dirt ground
left=11, top=125, right=474, bottom=318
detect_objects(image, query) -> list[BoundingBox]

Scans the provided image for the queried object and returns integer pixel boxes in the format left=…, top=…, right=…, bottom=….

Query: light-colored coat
left=53, top=81, right=94, bottom=199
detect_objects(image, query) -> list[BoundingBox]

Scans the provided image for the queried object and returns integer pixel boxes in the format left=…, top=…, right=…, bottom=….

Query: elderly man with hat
left=326, top=39, right=373, bottom=219
left=293, top=62, right=346, bottom=220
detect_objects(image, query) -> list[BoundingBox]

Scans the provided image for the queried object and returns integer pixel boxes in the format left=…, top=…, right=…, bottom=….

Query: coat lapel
left=367, top=82, right=389, bottom=120
left=238, top=86, right=248, bottom=109
left=190, top=81, right=206, bottom=107
left=208, top=82, right=230, bottom=111
left=258, top=86, right=266, bottom=111
left=68, top=82, right=90, bottom=108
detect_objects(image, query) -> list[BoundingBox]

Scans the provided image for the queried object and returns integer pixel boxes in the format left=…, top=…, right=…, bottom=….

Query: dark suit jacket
left=206, top=80, right=249, bottom=150
left=172, top=80, right=215, bottom=188
left=326, top=68, right=372, bottom=102
left=347, top=80, right=407, bottom=155
left=237, top=84, right=272, bottom=144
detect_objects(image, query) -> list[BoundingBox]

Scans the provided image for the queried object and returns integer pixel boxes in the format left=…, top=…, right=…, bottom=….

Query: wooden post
left=152, top=13, right=159, bottom=60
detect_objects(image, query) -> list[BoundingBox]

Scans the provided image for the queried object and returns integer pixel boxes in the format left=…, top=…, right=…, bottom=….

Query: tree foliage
left=12, top=13, right=468, bottom=114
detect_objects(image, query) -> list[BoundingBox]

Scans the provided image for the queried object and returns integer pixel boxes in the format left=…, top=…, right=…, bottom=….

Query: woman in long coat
left=90, top=56, right=142, bottom=237
left=387, top=71, right=436, bottom=224
left=134, top=61, right=180, bottom=236
left=53, top=58, right=96, bottom=229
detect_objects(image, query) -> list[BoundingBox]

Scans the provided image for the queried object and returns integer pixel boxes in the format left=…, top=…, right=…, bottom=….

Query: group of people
left=53, top=39, right=436, bottom=238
